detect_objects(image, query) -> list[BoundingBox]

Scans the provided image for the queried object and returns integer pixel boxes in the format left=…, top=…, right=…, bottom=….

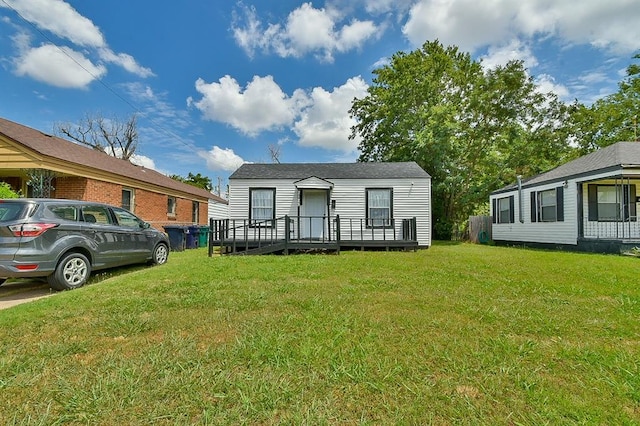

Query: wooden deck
left=207, top=215, right=418, bottom=256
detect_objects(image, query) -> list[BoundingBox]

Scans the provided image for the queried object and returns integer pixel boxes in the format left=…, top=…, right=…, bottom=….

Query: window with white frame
left=588, top=184, right=637, bottom=222
left=499, top=197, right=511, bottom=223
left=366, top=188, right=392, bottom=228
left=492, top=195, right=514, bottom=224
left=530, top=187, right=564, bottom=223
left=539, top=189, right=556, bottom=221
left=250, top=188, right=275, bottom=226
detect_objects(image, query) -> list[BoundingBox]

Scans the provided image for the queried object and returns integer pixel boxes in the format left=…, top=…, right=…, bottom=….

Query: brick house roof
left=0, top=117, right=226, bottom=203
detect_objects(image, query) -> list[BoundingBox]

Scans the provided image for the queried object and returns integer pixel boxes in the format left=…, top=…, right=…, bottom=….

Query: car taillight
left=9, top=223, right=58, bottom=237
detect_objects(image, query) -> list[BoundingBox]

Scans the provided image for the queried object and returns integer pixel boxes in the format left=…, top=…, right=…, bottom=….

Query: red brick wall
left=52, top=176, right=206, bottom=229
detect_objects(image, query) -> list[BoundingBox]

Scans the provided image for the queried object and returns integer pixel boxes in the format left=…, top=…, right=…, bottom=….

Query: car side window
left=81, top=206, right=113, bottom=225
left=48, top=205, right=78, bottom=221
left=111, top=207, right=144, bottom=228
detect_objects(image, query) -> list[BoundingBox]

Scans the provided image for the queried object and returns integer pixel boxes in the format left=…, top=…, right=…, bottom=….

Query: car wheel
left=151, top=243, right=169, bottom=265
left=47, top=252, right=91, bottom=291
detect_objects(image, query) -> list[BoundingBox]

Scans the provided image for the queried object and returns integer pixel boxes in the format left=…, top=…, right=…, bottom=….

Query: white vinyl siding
left=491, top=181, right=576, bottom=245
left=229, top=177, right=431, bottom=247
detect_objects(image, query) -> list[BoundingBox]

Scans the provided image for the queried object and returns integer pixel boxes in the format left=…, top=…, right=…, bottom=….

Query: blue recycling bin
left=164, top=225, right=187, bottom=252
left=186, top=225, right=200, bottom=249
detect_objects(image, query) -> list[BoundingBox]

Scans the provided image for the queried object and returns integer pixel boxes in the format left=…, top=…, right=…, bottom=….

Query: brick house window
left=122, top=188, right=134, bottom=212
left=167, top=196, right=176, bottom=216
left=192, top=201, right=199, bottom=223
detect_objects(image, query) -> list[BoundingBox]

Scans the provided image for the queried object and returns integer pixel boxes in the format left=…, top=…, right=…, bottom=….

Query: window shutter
left=530, top=191, right=537, bottom=222
left=627, top=184, right=637, bottom=220
left=588, top=185, right=598, bottom=221
left=509, top=195, right=515, bottom=224
left=631, top=184, right=637, bottom=219
left=492, top=199, right=497, bottom=224
left=556, top=186, right=564, bottom=222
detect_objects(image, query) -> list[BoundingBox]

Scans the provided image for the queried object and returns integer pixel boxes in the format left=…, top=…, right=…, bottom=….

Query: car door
left=80, top=205, right=130, bottom=268
left=110, top=207, right=150, bottom=263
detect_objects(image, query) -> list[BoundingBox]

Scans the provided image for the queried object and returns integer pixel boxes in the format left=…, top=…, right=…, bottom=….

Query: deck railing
left=208, top=215, right=417, bottom=255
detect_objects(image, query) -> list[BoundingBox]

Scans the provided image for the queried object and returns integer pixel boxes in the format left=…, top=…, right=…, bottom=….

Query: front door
left=301, top=190, right=327, bottom=239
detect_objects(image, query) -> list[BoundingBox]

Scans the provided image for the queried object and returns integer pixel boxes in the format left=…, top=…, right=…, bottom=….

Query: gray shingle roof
left=0, top=117, right=226, bottom=203
left=494, top=141, right=640, bottom=193
left=229, top=162, right=430, bottom=180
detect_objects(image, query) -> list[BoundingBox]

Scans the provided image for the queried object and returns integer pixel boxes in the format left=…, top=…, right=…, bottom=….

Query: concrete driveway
left=0, top=279, right=55, bottom=310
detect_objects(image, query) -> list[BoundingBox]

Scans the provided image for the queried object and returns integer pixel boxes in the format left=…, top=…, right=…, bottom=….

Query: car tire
left=151, top=243, right=169, bottom=265
left=48, top=252, right=91, bottom=291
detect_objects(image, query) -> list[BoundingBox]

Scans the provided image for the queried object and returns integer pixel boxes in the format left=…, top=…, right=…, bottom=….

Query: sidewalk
left=0, top=280, right=54, bottom=310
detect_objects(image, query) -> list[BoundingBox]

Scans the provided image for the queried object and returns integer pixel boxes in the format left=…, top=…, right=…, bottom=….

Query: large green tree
left=170, top=172, right=213, bottom=192
left=350, top=40, right=572, bottom=238
left=570, top=54, right=640, bottom=154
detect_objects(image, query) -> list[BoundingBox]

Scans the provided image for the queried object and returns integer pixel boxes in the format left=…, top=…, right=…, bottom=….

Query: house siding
left=491, top=180, right=577, bottom=245
left=229, top=177, right=431, bottom=247
left=208, top=198, right=229, bottom=221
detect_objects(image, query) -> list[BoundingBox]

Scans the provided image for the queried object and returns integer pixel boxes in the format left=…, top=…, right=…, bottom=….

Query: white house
left=207, top=195, right=228, bottom=221
left=214, top=162, right=431, bottom=254
left=490, top=142, right=640, bottom=253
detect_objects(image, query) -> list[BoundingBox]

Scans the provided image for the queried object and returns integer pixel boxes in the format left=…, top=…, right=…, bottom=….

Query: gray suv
left=0, top=199, right=169, bottom=290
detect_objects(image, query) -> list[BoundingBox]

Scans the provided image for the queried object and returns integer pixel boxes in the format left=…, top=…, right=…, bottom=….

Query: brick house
left=0, top=117, right=227, bottom=229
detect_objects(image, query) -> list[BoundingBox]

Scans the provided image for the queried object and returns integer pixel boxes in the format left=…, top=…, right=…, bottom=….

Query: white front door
left=301, top=190, right=327, bottom=239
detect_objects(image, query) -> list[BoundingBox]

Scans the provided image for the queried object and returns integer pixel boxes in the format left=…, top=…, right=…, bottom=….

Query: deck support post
left=284, top=215, right=290, bottom=255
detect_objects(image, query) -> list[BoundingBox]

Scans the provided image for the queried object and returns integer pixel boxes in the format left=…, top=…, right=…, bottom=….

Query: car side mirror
left=141, top=221, right=151, bottom=229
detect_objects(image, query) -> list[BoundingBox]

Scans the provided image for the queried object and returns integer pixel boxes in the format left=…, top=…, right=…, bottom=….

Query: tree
left=268, top=144, right=281, bottom=163
left=569, top=54, right=640, bottom=154
left=0, top=181, right=20, bottom=198
left=56, top=113, right=139, bottom=160
left=170, top=172, right=213, bottom=191
left=350, top=40, right=573, bottom=239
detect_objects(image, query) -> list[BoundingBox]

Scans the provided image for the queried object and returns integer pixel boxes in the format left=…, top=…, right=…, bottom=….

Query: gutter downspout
left=517, top=175, right=524, bottom=223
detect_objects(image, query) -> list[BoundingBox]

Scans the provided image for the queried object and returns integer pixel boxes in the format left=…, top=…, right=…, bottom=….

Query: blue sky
left=1, top=0, right=639, bottom=188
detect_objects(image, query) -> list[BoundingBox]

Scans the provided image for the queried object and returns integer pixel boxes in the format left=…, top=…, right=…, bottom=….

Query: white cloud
left=128, top=154, right=157, bottom=170
left=232, top=2, right=380, bottom=62
left=188, top=75, right=310, bottom=136
left=1, top=0, right=105, bottom=47
left=2, top=0, right=152, bottom=84
left=293, top=76, right=368, bottom=152
left=98, top=48, right=154, bottom=78
left=189, top=74, right=369, bottom=153
left=14, top=44, right=106, bottom=88
left=198, top=146, right=247, bottom=172
left=402, top=0, right=640, bottom=55
left=480, top=40, right=538, bottom=70
left=535, top=74, right=570, bottom=100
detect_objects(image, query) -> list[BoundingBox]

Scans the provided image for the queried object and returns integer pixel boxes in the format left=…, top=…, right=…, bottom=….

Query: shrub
left=0, top=182, right=19, bottom=198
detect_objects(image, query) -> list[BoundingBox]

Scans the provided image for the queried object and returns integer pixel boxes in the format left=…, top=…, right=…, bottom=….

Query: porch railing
left=208, top=215, right=417, bottom=255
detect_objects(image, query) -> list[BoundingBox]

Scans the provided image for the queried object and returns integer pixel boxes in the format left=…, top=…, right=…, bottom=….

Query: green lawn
left=1, top=243, right=639, bottom=424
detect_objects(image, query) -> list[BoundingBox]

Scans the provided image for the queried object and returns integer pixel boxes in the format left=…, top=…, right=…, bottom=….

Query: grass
left=1, top=243, right=639, bottom=424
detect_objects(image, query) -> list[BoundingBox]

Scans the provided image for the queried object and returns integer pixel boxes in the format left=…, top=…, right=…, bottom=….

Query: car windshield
left=0, top=201, right=36, bottom=222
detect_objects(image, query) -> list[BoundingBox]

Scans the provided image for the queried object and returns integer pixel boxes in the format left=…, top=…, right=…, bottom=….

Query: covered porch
left=579, top=176, right=640, bottom=245
left=208, top=215, right=418, bottom=255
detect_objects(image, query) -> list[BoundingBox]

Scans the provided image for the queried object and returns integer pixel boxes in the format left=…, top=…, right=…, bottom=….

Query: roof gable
left=0, top=117, right=226, bottom=203
left=293, top=176, right=334, bottom=189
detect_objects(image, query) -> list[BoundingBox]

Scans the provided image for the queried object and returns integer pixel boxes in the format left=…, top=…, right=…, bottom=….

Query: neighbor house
left=0, top=117, right=228, bottom=229
left=490, top=141, right=640, bottom=253
left=211, top=162, right=431, bottom=254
